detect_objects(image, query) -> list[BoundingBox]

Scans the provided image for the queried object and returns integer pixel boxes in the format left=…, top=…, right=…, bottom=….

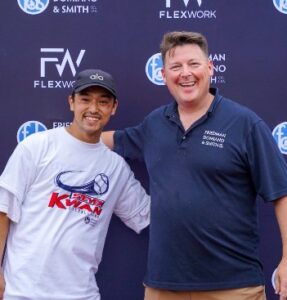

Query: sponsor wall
left=0, top=1, right=287, bottom=299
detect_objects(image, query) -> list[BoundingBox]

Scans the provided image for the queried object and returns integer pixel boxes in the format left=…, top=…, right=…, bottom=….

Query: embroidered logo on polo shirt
left=201, top=130, right=226, bottom=149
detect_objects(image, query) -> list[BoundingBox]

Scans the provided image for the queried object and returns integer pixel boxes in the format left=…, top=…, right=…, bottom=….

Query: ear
left=208, top=60, right=214, bottom=77
left=111, top=99, right=118, bottom=116
left=161, top=67, right=167, bottom=84
left=68, top=95, right=74, bottom=112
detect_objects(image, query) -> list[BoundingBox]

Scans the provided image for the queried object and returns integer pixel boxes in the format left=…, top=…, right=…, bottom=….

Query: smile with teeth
left=84, top=115, right=101, bottom=122
left=180, top=81, right=196, bottom=87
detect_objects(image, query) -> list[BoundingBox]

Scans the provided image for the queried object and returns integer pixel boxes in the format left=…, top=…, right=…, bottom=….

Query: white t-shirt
left=0, top=127, right=150, bottom=300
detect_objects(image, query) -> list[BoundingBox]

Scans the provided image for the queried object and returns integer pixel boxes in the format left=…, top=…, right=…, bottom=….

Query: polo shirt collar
left=165, top=87, right=222, bottom=119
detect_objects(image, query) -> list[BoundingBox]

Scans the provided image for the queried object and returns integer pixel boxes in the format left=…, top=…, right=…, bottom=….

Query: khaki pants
left=144, top=285, right=266, bottom=300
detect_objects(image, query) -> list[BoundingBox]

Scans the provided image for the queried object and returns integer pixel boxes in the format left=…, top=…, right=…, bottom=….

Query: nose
left=89, top=100, right=100, bottom=112
left=180, top=65, right=192, bottom=77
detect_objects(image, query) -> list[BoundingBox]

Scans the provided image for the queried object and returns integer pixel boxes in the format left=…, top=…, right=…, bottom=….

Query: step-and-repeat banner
left=0, top=1, right=287, bottom=299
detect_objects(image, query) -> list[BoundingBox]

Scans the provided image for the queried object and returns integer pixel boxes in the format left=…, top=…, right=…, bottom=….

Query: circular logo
left=17, top=121, right=47, bottom=143
left=18, top=0, right=49, bottom=15
left=145, top=53, right=165, bottom=86
left=272, top=122, right=287, bottom=155
left=273, top=0, right=287, bottom=14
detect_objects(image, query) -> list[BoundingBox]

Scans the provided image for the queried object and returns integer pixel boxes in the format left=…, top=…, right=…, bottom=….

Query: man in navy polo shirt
left=102, top=31, right=287, bottom=300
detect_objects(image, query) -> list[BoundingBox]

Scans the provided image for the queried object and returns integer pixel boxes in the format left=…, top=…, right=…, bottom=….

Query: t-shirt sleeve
left=0, top=188, right=21, bottom=223
left=0, top=142, right=36, bottom=221
left=113, top=160, right=150, bottom=234
left=246, top=120, right=287, bottom=202
left=114, top=122, right=145, bottom=161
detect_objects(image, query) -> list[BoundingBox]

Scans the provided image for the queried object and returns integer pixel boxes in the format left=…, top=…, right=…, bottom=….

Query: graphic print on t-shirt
left=48, top=170, right=109, bottom=226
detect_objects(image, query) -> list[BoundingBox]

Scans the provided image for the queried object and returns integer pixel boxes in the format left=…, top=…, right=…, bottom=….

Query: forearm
left=101, top=131, right=115, bottom=149
left=0, top=212, right=9, bottom=265
left=274, top=196, right=287, bottom=258
left=0, top=211, right=8, bottom=299
left=273, top=196, right=287, bottom=298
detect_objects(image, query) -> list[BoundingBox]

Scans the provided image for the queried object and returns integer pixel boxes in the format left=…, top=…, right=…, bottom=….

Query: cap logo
left=90, top=74, right=104, bottom=81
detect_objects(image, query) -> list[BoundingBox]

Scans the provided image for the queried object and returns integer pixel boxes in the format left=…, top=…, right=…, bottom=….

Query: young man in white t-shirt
left=0, top=69, right=150, bottom=300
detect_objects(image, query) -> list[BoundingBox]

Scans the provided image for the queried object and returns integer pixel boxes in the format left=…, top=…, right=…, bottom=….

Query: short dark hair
left=70, top=88, right=117, bottom=104
left=160, top=31, right=209, bottom=64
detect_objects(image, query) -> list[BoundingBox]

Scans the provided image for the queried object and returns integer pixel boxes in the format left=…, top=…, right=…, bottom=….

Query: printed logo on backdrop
left=18, top=0, right=49, bottom=15
left=34, top=48, right=85, bottom=89
left=52, top=121, right=72, bottom=128
left=272, top=122, right=287, bottom=155
left=18, top=0, right=99, bottom=15
left=209, top=53, right=227, bottom=84
left=17, top=121, right=47, bottom=143
left=53, top=0, right=98, bottom=14
left=146, top=53, right=164, bottom=85
left=273, top=0, right=287, bottom=14
left=45, top=119, right=72, bottom=129
left=145, top=52, right=227, bottom=86
left=159, top=0, right=216, bottom=19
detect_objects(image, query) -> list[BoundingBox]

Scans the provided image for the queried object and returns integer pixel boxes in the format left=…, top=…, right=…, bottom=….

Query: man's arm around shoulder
left=0, top=212, right=9, bottom=299
left=274, top=196, right=287, bottom=299
left=101, top=131, right=115, bottom=150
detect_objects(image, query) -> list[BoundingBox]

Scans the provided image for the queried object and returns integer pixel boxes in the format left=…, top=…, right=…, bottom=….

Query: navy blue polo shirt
left=114, top=88, right=287, bottom=290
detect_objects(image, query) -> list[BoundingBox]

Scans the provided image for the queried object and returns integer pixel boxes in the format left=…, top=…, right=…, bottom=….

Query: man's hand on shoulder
left=0, top=270, right=5, bottom=300
left=101, top=131, right=115, bottom=149
left=275, top=258, right=287, bottom=299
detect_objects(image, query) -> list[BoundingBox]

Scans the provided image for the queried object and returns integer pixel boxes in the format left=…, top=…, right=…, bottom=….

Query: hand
left=0, top=271, right=5, bottom=300
left=275, top=259, right=287, bottom=299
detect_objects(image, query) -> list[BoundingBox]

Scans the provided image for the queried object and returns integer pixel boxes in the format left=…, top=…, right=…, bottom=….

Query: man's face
left=68, top=86, right=117, bottom=143
left=161, top=44, right=213, bottom=108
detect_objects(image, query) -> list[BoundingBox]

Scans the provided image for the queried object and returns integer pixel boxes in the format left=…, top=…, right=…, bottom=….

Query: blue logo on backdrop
left=272, top=122, right=287, bottom=155
left=17, top=121, right=47, bottom=143
left=273, top=0, right=287, bottom=14
left=18, top=0, right=49, bottom=15
left=145, top=53, right=165, bottom=86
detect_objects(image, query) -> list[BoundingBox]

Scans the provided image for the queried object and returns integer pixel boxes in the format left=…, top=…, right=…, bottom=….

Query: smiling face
left=68, top=86, right=118, bottom=143
left=161, top=43, right=213, bottom=110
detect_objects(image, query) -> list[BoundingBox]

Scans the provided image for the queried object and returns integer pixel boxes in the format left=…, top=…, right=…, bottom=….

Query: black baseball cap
left=72, top=69, right=117, bottom=98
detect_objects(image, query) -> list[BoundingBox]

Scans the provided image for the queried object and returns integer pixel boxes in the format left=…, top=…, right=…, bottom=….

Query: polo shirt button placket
left=178, top=135, right=187, bottom=156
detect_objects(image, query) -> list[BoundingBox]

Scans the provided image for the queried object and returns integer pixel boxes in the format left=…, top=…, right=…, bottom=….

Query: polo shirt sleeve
left=246, top=120, right=287, bottom=202
left=114, top=122, right=145, bottom=161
